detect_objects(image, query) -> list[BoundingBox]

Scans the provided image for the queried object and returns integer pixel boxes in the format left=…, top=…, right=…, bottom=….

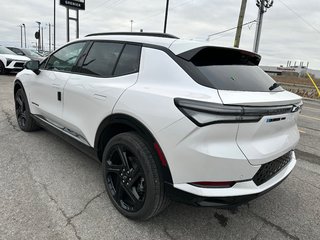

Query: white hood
left=0, top=54, right=30, bottom=61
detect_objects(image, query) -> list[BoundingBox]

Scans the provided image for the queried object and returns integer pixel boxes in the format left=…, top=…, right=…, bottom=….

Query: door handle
left=57, top=91, right=61, bottom=101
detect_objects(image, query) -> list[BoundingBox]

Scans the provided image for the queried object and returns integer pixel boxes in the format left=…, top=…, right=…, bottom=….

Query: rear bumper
left=166, top=172, right=290, bottom=207
left=166, top=152, right=296, bottom=207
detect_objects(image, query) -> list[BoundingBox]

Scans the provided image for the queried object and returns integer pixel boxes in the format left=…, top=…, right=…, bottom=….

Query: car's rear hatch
left=218, top=90, right=301, bottom=165
left=177, top=46, right=302, bottom=165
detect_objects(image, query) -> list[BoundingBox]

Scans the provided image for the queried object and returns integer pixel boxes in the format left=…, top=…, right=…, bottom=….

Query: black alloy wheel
left=105, top=144, right=146, bottom=212
left=102, top=132, right=170, bottom=220
left=14, top=88, right=39, bottom=132
left=15, top=90, right=27, bottom=128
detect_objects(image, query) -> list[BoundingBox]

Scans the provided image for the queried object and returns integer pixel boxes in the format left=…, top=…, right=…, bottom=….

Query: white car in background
left=0, top=46, right=30, bottom=74
left=13, top=32, right=302, bottom=220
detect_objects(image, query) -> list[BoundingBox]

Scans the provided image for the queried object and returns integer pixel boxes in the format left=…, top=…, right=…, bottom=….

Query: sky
left=0, top=0, right=319, bottom=69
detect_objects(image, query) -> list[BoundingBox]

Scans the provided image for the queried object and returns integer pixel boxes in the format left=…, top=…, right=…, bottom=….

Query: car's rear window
left=197, top=65, right=281, bottom=92
left=178, top=47, right=283, bottom=92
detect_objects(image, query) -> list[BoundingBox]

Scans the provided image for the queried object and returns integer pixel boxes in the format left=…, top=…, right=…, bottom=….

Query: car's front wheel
left=102, top=132, right=169, bottom=220
left=15, top=88, right=39, bottom=132
left=0, top=61, right=5, bottom=75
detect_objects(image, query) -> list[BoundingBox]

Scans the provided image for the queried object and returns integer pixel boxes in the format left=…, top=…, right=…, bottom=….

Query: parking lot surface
left=0, top=74, right=319, bottom=240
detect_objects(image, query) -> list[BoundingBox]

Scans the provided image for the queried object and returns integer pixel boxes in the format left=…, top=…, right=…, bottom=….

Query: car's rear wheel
left=102, top=132, right=169, bottom=220
left=15, top=88, right=39, bottom=132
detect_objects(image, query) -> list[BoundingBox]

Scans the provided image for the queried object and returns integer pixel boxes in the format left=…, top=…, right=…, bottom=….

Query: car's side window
left=45, top=42, right=86, bottom=72
left=80, top=42, right=123, bottom=77
left=114, top=44, right=141, bottom=76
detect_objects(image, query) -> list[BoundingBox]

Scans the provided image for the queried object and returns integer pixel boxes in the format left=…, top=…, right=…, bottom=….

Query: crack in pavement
left=67, top=191, right=106, bottom=223
left=1, top=108, right=20, bottom=132
left=250, top=222, right=265, bottom=240
left=163, top=227, right=177, bottom=240
left=37, top=180, right=83, bottom=240
left=249, top=211, right=300, bottom=240
left=19, top=147, right=104, bottom=240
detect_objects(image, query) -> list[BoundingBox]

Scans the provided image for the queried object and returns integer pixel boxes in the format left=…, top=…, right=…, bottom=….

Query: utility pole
left=234, top=0, right=247, bottom=48
left=54, top=0, right=56, bottom=50
left=253, top=0, right=273, bottom=53
left=130, top=20, right=133, bottom=32
left=163, top=0, right=169, bottom=33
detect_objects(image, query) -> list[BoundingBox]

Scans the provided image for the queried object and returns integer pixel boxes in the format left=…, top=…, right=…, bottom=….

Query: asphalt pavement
left=0, top=74, right=319, bottom=240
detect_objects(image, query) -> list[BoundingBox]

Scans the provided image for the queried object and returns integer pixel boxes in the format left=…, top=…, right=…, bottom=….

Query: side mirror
left=24, top=60, right=40, bottom=75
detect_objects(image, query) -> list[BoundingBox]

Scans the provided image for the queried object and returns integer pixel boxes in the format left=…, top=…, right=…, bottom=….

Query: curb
left=302, top=97, right=320, bottom=103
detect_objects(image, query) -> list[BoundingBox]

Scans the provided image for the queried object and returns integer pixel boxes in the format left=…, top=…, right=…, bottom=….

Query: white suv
left=14, top=32, right=302, bottom=220
left=0, top=46, right=30, bottom=74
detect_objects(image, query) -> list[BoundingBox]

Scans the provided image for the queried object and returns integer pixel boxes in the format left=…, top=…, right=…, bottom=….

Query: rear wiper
left=269, top=83, right=280, bottom=91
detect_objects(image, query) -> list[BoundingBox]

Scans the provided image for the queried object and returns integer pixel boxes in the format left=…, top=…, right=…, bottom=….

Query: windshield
left=24, top=49, right=42, bottom=57
left=0, top=46, right=16, bottom=55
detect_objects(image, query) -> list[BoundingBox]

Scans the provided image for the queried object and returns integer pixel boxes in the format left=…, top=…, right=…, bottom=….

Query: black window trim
left=141, top=43, right=285, bottom=93
left=43, top=40, right=90, bottom=74
left=72, top=40, right=142, bottom=79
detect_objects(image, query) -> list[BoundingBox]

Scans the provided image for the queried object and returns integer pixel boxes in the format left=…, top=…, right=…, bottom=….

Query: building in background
left=261, top=61, right=320, bottom=78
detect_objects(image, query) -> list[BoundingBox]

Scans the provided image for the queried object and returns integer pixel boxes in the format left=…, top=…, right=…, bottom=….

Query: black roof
left=85, top=32, right=179, bottom=39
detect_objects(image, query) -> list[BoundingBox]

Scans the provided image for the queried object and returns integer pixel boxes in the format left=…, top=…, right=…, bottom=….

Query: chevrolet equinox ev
left=14, top=32, right=302, bottom=220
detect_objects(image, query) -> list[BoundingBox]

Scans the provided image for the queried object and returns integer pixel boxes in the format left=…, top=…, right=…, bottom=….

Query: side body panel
left=29, top=70, right=70, bottom=127
left=62, top=73, right=139, bottom=146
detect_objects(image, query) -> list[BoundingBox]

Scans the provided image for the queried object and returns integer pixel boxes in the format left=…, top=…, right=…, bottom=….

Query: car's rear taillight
left=190, top=181, right=235, bottom=188
left=174, top=98, right=301, bottom=127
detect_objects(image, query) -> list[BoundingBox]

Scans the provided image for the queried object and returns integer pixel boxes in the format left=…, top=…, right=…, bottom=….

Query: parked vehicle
left=14, top=32, right=302, bottom=220
left=0, top=46, right=30, bottom=74
left=7, top=47, right=44, bottom=61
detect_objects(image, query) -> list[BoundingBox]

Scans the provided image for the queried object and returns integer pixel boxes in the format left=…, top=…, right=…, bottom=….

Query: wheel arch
left=94, top=113, right=173, bottom=183
left=14, top=79, right=24, bottom=95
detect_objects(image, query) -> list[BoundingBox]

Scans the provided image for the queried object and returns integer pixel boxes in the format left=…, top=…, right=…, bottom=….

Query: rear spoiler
left=177, top=46, right=261, bottom=66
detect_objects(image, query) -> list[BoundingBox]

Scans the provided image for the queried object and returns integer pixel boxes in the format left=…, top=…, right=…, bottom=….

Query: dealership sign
left=60, top=0, right=85, bottom=10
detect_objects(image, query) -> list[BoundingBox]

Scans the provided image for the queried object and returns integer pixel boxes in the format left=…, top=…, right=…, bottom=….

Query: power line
left=278, top=0, right=320, bottom=34
left=207, top=20, right=256, bottom=41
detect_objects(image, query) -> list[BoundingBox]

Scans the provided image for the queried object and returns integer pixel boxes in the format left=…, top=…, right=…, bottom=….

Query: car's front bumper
left=6, top=60, right=26, bottom=70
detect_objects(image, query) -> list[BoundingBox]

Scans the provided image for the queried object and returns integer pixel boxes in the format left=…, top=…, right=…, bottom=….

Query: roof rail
left=85, top=32, right=179, bottom=39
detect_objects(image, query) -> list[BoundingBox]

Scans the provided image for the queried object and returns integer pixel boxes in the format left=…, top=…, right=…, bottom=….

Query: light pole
left=163, top=0, right=169, bottom=33
left=253, top=0, right=273, bottom=53
left=41, top=26, right=44, bottom=51
left=19, top=24, right=23, bottom=47
left=130, top=20, right=133, bottom=32
left=47, top=23, right=52, bottom=52
left=22, top=24, right=26, bottom=48
left=54, top=0, right=56, bottom=50
left=36, top=21, right=41, bottom=52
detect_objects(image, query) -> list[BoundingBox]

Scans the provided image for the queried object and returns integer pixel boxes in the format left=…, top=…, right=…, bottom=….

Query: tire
left=0, top=61, right=5, bottom=75
left=14, top=88, right=40, bottom=132
left=102, top=132, right=170, bottom=220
